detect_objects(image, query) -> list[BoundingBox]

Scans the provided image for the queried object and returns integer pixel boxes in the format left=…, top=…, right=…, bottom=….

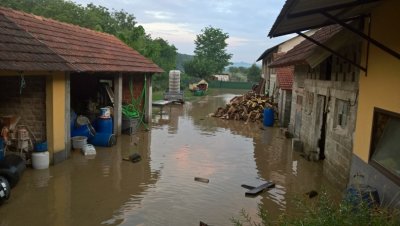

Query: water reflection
left=0, top=89, right=344, bottom=226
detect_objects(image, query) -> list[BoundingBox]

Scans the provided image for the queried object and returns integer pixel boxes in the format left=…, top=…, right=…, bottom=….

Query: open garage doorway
left=70, top=73, right=117, bottom=149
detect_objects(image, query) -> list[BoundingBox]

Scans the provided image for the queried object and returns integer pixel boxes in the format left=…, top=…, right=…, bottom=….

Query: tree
left=185, top=26, right=232, bottom=78
left=247, top=64, right=261, bottom=82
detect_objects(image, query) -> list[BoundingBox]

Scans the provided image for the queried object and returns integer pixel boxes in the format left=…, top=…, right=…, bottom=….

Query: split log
left=212, top=91, right=276, bottom=123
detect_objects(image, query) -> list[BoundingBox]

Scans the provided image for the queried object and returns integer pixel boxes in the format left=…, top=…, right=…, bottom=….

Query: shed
left=0, top=7, right=163, bottom=164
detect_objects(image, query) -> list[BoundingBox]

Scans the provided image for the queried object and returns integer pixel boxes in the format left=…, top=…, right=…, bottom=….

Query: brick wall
left=122, top=74, right=145, bottom=106
left=0, top=76, right=46, bottom=141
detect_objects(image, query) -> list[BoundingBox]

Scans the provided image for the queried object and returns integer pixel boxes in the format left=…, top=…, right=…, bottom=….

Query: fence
left=208, top=80, right=253, bottom=90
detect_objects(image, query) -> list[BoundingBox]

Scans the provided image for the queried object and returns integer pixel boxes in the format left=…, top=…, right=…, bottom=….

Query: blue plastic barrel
left=71, top=124, right=95, bottom=138
left=263, top=108, right=274, bottom=127
left=95, top=118, right=113, bottom=134
left=88, top=133, right=116, bottom=147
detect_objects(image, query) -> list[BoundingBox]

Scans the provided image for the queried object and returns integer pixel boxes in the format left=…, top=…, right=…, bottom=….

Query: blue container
left=88, top=133, right=116, bottom=147
left=263, top=108, right=274, bottom=127
left=71, top=124, right=95, bottom=138
left=95, top=118, right=113, bottom=134
left=0, top=139, right=4, bottom=160
left=345, top=185, right=380, bottom=207
left=34, top=141, right=48, bottom=152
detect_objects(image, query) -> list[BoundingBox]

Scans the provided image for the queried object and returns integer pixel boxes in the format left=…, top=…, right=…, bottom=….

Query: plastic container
left=71, top=124, right=95, bottom=138
left=95, top=117, right=113, bottom=134
left=263, top=108, right=274, bottom=127
left=100, top=107, right=111, bottom=118
left=88, top=133, right=116, bottom=147
left=169, top=70, right=181, bottom=93
left=345, top=185, right=380, bottom=207
left=32, top=151, right=49, bottom=170
left=72, top=136, right=87, bottom=149
left=122, top=117, right=139, bottom=134
left=34, top=141, right=48, bottom=152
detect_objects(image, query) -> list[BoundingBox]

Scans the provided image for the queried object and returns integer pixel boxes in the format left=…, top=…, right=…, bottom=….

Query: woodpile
left=211, top=91, right=275, bottom=123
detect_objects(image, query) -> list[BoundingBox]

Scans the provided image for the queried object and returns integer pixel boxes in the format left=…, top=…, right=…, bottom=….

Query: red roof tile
left=276, top=66, right=294, bottom=90
left=270, top=24, right=342, bottom=68
left=0, top=7, right=163, bottom=73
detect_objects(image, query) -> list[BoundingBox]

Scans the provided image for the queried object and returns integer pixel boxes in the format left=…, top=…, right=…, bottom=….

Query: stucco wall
left=350, top=0, right=400, bottom=206
left=353, top=0, right=400, bottom=162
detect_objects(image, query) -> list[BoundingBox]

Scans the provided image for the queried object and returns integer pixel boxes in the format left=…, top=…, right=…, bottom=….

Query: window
left=370, top=108, right=400, bottom=184
left=335, top=99, right=349, bottom=129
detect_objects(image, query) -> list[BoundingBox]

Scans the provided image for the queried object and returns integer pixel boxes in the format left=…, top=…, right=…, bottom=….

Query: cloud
left=227, top=36, right=249, bottom=47
left=210, top=1, right=234, bottom=14
left=144, top=10, right=174, bottom=20
left=140, top=22, right=196, bottom=42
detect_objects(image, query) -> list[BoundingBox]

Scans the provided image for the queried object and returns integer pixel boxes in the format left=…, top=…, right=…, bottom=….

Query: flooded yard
left=0, top=89, right=344, bottom=226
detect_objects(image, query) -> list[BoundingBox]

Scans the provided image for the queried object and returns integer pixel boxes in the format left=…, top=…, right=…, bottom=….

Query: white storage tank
left=169, top=70, right=181, bottom=93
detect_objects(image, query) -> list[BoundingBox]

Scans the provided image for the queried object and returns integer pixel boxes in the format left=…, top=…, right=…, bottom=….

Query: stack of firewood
left=211, top=91, right=275, bottom=123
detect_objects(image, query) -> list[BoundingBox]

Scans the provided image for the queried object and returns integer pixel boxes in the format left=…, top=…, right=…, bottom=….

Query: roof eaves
left=256, top=44, right=279, bottom=62
left=268, top=0, right=296, bottom=37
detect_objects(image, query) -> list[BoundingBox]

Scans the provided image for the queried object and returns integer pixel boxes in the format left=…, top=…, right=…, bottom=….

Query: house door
left=316, top=95, right=327, bottom=160
left=294, top=95, right=303, bottom=137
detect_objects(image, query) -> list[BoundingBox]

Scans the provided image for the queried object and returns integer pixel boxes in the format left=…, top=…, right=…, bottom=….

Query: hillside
left=176, top=53, right=194, bottom=71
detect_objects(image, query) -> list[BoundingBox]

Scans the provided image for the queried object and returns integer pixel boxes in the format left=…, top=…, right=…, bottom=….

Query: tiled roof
left=276, top=66, right=294, bottom=90
left=269, top=24, right=342, bottom=68
left=0, top=7, right=163, bottom=73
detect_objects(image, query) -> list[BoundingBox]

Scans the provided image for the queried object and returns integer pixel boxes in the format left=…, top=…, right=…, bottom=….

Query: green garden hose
left=122, top=76, right=148, bottom=130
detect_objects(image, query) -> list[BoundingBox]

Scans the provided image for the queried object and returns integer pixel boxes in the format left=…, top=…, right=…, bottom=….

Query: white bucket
left=100, top=107, right=111, bottom=118
left=32, top=151, right=49, bottom=170
left=72, top=136, right=87, bottom=149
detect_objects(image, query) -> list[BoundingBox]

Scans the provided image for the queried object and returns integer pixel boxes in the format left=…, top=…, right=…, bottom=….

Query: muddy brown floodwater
left=0, top=89, right=344, bottom=226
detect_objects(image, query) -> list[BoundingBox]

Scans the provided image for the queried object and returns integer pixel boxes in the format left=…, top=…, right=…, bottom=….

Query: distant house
left=269, top=0, right=400, bottom=207
left=0, top=7, right=162, bottom=164
left=257, top=30, right=315, bottom=99
left=212, top=74, right=230, bottom=81
left=270, top=25, right=361, bottom=187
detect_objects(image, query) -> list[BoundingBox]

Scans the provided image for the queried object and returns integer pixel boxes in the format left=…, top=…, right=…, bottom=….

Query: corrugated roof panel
left=269, top=0, right=381, bottom=37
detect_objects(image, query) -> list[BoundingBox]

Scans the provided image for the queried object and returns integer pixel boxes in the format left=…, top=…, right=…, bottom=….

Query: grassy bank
left=232, top=191, right=400, bottom=226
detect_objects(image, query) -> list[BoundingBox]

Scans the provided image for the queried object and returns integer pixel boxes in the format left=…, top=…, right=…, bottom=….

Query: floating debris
left=194, top=177, right=209, bottom=183
left=123, top=153, right=142, bottom=163
left=306, top=190, right=318, bottom=198
left=242, top=181, right=275, bottom=196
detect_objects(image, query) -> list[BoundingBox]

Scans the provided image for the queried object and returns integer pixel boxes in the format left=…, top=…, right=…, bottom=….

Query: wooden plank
left=244, top=181, right=275, bottom=196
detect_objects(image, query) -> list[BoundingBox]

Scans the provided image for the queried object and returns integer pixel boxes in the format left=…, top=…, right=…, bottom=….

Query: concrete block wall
left=0, top=76, right=46, bottom=141
left=298, top=80, right=358, bottom=187
left=288, top=44, right=360, bottom=187
left=288, top=65, right=307, bottom=135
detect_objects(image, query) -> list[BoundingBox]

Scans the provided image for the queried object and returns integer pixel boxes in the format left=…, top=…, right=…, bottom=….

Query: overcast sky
left=72, top=0, right=293, bottom=63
